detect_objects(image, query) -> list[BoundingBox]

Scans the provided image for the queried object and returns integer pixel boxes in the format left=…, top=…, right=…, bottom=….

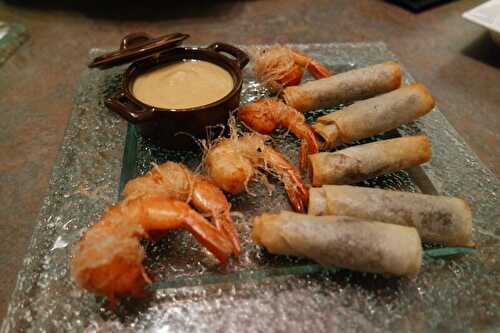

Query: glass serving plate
left=2, top=43, right=499, bottom=333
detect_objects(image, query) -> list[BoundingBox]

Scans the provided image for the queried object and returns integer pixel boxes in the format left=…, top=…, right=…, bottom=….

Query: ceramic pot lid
left=89, top=32, right=190, bottom=69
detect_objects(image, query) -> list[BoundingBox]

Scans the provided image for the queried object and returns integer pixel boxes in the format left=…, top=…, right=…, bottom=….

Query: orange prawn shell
left=123, top=162, right=193, bottom=201
left=123, top=161, right=241, bottom=256
left=254, top=45, right=331, bottom=92
left=206, top=138, right=255, bottom=194
left=205, top=133, right=309, bottom=213
left=71, top=220, right=148, bottom=299
left=254, top=46, right=302, bottom=92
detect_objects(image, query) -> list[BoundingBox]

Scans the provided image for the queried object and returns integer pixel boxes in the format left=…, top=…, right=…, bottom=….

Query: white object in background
left=463, top=0, right=500, bottom=45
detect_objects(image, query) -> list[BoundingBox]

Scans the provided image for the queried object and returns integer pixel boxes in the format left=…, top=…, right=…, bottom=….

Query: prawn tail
left=280, top=162, right=309, bottom=213
left=182, top=211, right=234, bottom=265
left=299, top=143, right=309, bottom=172
left=298, top=129, right=320, bottom=172
left=290, top=49, right=332, bottom=80
left=262, top=145, right=309, bottom=213
left=214, top=212, right=241, bottom=257
left=290, top=122, right=319, bottom=172
left=283, top=178, right=309, bottom=213
left=306, top=60, right=333, bottom=79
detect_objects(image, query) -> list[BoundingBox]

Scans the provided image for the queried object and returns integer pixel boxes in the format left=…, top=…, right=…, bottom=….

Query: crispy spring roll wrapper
left=252, top=211, right=422, bottom=278
left=309, top=185, right=473, bottom=247
left=308, top=135, right=431, bottom=186
left=282, top=61, right=401, bottom=112
left=313, top=83, right=435, bottom=148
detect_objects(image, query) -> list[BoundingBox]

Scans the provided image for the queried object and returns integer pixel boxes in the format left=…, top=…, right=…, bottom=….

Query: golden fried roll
left=282, top=61, right=401, bottom=112
left=252, top=211, right=422, bottom=278
left=308, top=135, right=431, bottom=186
left=309, top=185, right=473, bottom=247
left=313, top=83, right=435, bottom=147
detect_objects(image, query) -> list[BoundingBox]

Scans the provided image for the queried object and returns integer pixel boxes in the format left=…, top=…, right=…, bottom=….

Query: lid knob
left=120, top=32, right=152, bottom=51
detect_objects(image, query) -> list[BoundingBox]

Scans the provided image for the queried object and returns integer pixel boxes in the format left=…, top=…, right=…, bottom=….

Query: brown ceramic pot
left=105, top=40, right=249, bottom=149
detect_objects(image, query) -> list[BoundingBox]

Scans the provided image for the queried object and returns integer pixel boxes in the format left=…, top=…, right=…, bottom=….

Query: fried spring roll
left=252, top=211, right=422, bottom=277
left=313, top=83, right=435, bottom=147
left=282, top=61, right=401, bottom=112
left=308, top=135, right=431, bottom=186
left=309, top=185, right=473, bottom=247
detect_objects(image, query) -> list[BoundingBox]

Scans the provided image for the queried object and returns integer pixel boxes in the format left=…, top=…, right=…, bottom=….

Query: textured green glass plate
left=3, top=43, right=499, bottom=333
left=119, top=118, right=476, bottom=292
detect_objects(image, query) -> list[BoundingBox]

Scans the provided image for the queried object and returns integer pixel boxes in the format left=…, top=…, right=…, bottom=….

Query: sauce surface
left=132, top=60, right=234, bottom=109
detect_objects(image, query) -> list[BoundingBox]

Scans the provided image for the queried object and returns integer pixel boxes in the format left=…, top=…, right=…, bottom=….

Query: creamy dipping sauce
left=132, top=60, right=234, bottom=109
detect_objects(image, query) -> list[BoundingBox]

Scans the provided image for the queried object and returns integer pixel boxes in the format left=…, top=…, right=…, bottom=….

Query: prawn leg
left=239, top=99, right=319, bottom=171
left=124, top=162, right=241, bottom=257
left=206, top=134, right=309, bottom=213
left=136, top=197, right=234, bottom=264
left=261, top=146, right=309, bottom=213
left=254, top=45, right=331, bottom=92
left=290, top=50, right=332, bottom=79
left=293, top=122, right=320, bottom=170
left=72, top=195, right=234, bottom=304
left=191, top=176, right=241, bottom=256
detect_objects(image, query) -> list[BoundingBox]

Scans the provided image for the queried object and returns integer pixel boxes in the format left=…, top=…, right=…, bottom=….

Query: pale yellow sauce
left=132, top=60, right=234, bottom=109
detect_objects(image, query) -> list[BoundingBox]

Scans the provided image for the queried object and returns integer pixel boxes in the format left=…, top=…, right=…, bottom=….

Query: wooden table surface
left=0, top=0, right=498, bottom=324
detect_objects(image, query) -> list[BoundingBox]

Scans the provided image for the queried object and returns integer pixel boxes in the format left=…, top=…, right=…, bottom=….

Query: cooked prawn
left=205, top=133, right=309, bottom=213
left=254, top=45, right=332, bottom=93
left=239, top=99, right=319, bottom=171
left=123, top=162, right=240, bottom=256
left=71, top=195, right=233, bottom=306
